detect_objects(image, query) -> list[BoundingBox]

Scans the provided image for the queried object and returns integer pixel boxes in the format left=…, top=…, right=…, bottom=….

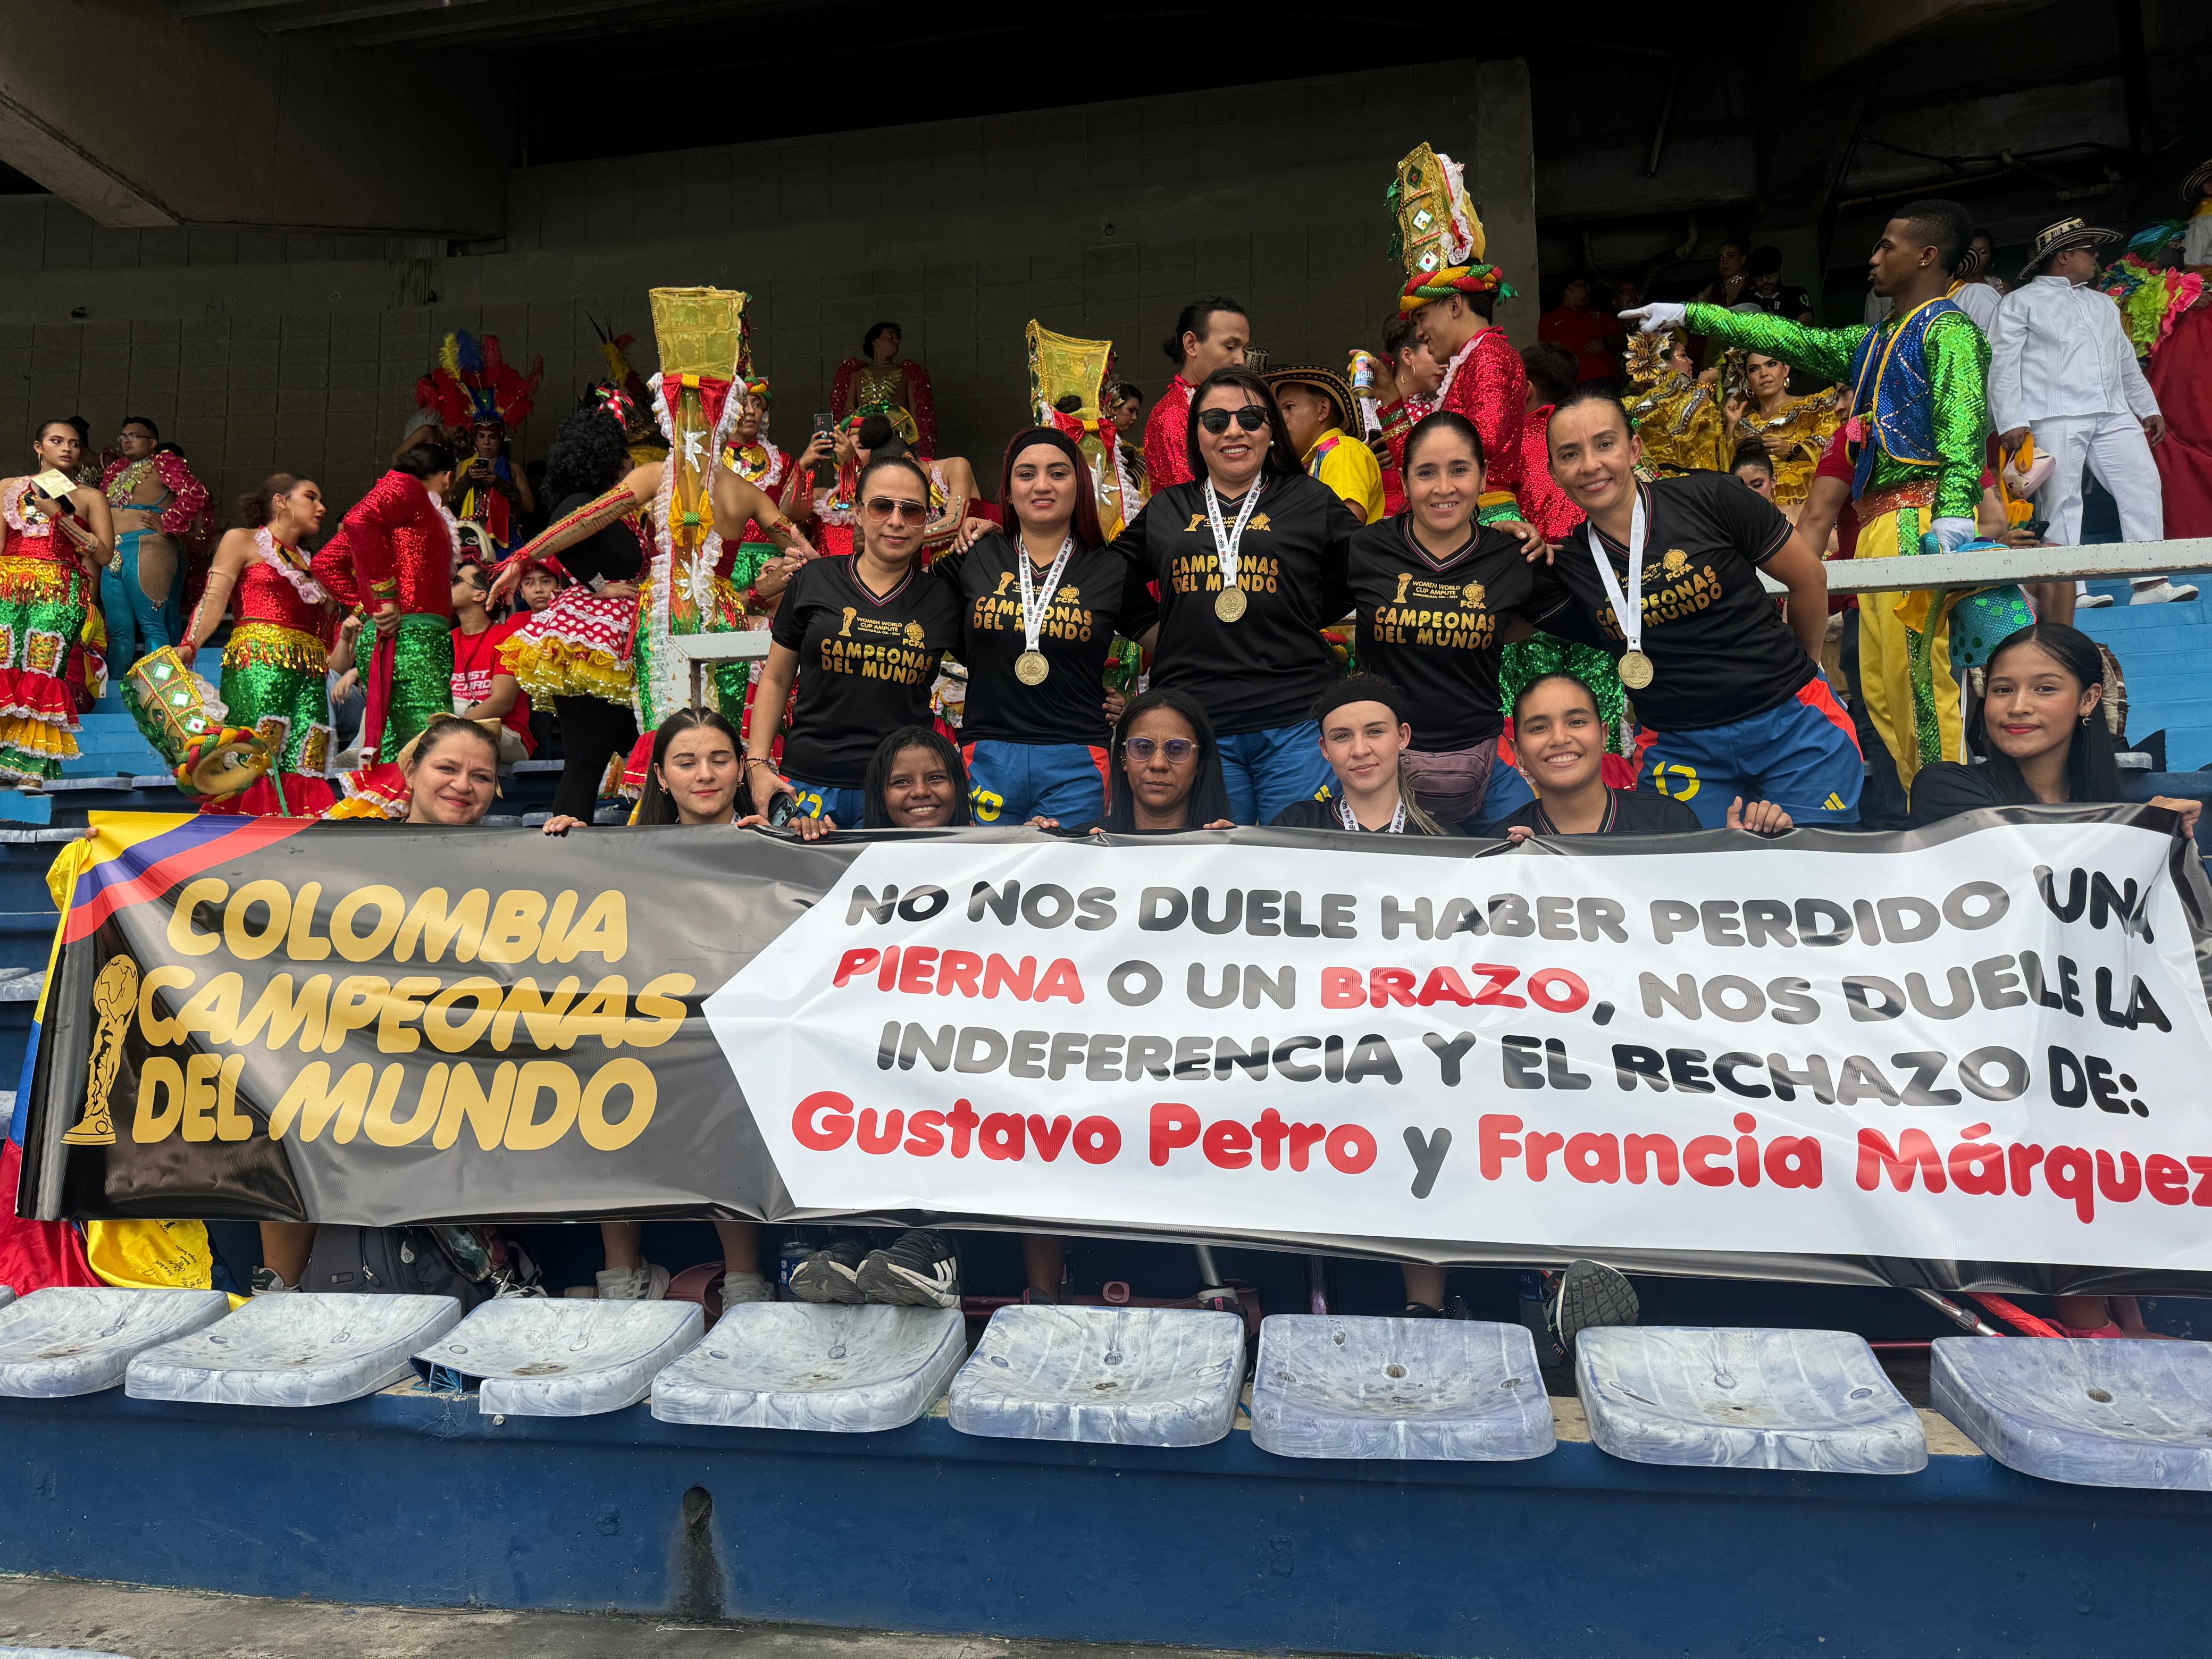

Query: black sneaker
left=1547, top=1260, right=1639, bottom=1357
left=789, top=1233, right=870, bottom=1304
left=856, top=1229, right=960, bottom=1308
left=249, top=1266, right=297, bottom=1296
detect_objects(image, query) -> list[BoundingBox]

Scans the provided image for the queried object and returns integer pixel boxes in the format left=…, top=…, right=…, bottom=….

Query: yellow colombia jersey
left=1304, top=428, right=1386, bottom=525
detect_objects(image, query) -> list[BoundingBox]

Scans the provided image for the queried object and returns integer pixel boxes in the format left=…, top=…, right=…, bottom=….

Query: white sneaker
left=2130, top=581, right=2200, bottom=605
left=719, top=1271, right=774, bottom=1308
left=595, top=1262, right=670, bottom=1301
left=2076, top=591, right=2115, bottom=609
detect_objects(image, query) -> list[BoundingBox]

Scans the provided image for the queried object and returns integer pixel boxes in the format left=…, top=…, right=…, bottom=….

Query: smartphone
left=2020, top=516, right=2048, bottom=540
left=811, top=413, right=836, bottom=488
left=768, top=792, right=797, bottom=828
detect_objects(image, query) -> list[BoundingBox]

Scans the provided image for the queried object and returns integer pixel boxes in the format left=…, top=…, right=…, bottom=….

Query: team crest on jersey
left=903, top=621, right=926, bottom=647
left=1461, top=579, right=1486, bottom=608
left=1663, top=548, right=1691, bottom=578
left=1182, top=513, right=1273, bottom=534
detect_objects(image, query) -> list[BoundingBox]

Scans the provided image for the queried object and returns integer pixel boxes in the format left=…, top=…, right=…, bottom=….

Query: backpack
left=303, top=1225, right=493, bottom=1309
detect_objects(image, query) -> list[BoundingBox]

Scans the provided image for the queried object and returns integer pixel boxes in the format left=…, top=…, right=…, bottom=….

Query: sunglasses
left=1196, top=406, right=1270, bottom=435
left=1125, top=736, right=1197, bottom=763
left=863, top=497, right=929, bottom=523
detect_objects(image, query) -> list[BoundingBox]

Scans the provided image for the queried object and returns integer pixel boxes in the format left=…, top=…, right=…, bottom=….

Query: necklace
left=1013, top=533, right=1075, bottom=686
left=257, top=525, right=328, bottom=606
left=104, top=456, right=157, bottom=507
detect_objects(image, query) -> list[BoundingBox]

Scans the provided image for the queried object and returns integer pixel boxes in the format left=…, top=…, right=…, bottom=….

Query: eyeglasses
left=1125, top=736, right=1197, bottom=763
left=863, top=497, right=929, bottom=523
left=1196, top=406, right=1270, bottom=435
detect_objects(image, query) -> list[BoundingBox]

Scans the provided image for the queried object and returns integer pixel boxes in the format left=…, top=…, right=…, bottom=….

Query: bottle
left=778, top=1233, right=812, bottom=1297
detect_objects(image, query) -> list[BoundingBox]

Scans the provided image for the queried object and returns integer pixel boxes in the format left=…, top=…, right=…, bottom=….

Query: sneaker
left=2076, top=591, right=2115, bottom=609
left=595, top=1262, right=670, bottom=1301
left=788, top=1233, right=870, bottom=1304
left=2130, top=580, right=2200, bottom=605
left=1546, top=1260, right=1639, bottom=1358
left=718, top=1270, right=774, bottom=1308
left=249, top=1266, right=297, bottom=1296
left=855, top=1229, right=961, bottom=1308
left=1402, top=1301, right=1443, bottom=1318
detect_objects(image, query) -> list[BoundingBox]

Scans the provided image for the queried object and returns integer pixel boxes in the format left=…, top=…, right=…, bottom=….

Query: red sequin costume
left=1143, top=374, right=1196, bottom=490
left=197, top=532, right=339, bottom=818
left=310, top=469, right=458, bottom=766
left=1517, top=404, right=1584, bottom=541
left=0, top=482, right=91, bottom=780
left=1378, top=328, right=1529, bottom=522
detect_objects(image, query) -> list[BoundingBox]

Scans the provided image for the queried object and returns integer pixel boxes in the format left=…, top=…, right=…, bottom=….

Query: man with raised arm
left=1621, top=198, right=1988, bottom=793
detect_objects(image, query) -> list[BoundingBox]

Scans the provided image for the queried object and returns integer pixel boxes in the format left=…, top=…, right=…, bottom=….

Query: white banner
left=708, top=814, right=2212, bottom=1273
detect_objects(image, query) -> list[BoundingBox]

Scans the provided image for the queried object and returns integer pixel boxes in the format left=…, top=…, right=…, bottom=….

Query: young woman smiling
left=862, top=725, right=973, bottom=828
left=932, top=428, right=1154, bottom=826
left=1269, top=675, right=1447, bottom=834
left=1348, top=412, right=1570, bottom=833
left=1113, top=366, right=1361, bottom=824
left=748, top=454, right=961, bottom=827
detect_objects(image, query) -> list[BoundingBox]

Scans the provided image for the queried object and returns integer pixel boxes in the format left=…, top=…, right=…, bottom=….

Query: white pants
left=2032, top=412, right=2164, bottom=592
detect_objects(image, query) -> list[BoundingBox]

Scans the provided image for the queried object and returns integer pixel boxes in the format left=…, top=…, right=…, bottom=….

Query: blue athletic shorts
left=1217, top=722, right=1336, bottom=826
left=1638, top=676, right=1863, bottom=828
left=782, top=780, right=865, bottom=827
left=963, top=740, right=1109, bottom=826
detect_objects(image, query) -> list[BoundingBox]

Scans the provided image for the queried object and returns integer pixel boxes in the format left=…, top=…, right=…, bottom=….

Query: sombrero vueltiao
left=1262, top=365, right=1359, bottom=434
left=2018, top=217, right=2121, bottom=284
left=2184, top=158, right=2212, bottom=207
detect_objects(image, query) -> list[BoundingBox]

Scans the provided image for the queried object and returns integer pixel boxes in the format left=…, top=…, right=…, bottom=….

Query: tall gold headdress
left=1025, top=321, right=1142, bottom=537
left=1390, top=143, right=1513, bottom=310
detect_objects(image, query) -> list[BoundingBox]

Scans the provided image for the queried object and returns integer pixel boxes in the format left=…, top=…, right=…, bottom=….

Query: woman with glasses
left=1097, top=686, right=1235, bottom=832
left=745, top=454, right=962, bottom=825
left=932, top=428, right=1157, bottom=826
left=1112, top=366, right=1361, bottom=823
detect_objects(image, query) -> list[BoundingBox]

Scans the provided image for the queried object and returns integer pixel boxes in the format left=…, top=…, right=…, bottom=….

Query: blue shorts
left=1638, top=677, right=1863, bottom=828
left=963, top=740, right=1108, bottom=826
left=1217, top=722, right=1336, bottom=826
left=783, top=780, right=865, bottom=827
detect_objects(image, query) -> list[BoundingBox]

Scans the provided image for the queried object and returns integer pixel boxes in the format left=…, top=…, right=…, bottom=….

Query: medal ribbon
left=1588, top=486, right=1648, bottom=656
left=1337, top=794, right=1407, bottom=834
left=1203, top=478, right=1263, bottom=601
left=1016, top=533, right=1076, bottom=656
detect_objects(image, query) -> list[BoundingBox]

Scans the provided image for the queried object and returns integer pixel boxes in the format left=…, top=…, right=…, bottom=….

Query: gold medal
left=1215, top=585, right=1248, bottom=622
left=1616, top=648, right=1655, bottom=690
left=1014, top=649, right=1050, bottom=686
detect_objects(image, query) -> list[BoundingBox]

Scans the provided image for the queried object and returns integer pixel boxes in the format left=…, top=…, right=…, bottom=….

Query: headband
left=1310, top=674, right=1411, bottom=728
left=1400, top=265, right=1518, bottom=313
left=1004, top=426, right=1088, bottom=474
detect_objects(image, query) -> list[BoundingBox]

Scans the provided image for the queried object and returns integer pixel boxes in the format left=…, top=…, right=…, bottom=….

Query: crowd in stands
left=9, top=179, right=2210, bottom=1348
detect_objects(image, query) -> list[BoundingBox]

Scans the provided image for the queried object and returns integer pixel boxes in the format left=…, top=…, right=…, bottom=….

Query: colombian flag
left=3, top=814, right=314, bottom=1294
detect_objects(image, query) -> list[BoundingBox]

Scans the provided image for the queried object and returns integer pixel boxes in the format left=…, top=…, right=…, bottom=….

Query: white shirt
left=1988, top=274, right=2159, bottom=431
left=1948, top=279, right=2001, bottom=334
left=2185, top=207, right=2212, bottom=268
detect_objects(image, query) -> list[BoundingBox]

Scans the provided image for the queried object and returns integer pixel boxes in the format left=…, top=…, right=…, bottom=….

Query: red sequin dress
left=0, top=482, right=92, bottom=780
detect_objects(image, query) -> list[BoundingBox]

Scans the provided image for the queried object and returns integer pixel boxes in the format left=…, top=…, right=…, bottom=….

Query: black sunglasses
left=1196, top=406, right=1270, bottom=435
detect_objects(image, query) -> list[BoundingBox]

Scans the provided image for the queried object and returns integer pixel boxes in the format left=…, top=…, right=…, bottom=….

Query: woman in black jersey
left=1908, top=621, right=2199, bottom=1339
left=1908, top=622, right=2202, bottom=838
left=1271, top=675, right=1448, bottom=834
left=1096, top=687, right=1235, bottom=833
left=747, top=454, right=962, bottom=826
left=933, top=428, right=1154, bottom=826
left=1350, top=412, right=1571, bottom=832
left=1501, top=673, right=1792, bottom=837
left=862, top=725, right=973, bottom=829
left=1113, top=366, right=1361, bottom=823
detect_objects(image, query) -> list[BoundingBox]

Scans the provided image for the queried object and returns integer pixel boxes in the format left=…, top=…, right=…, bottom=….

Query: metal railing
left=1760, top=537, right=2212, bottom=596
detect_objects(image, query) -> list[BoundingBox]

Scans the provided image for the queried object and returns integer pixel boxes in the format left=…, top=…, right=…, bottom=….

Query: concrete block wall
left=0, top=62, right=1503, bottom=515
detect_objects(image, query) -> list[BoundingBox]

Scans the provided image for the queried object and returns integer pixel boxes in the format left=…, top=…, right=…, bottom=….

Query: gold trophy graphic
left=62, top=953, right=138, bottom=1146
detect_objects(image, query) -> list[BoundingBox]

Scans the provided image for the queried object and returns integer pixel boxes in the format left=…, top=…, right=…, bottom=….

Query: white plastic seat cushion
left=1577, top=1326, right=1926, bottom=1474
left=127, top=1293, right=464, bottom=1408
left=0, top=1288, right=230, bottom=1398
left=1931, top=1335, right=2212, bottom=1489
left=1251, top=1314, right=1555, bottom=1461
left=0, top=1648, right=138, bottom=1657
left=652, top=1303, right=965, bottom=1432
left=411, top=1298, right=703, bottom=1417
left=948, top=1305, right=1244, bottom=1448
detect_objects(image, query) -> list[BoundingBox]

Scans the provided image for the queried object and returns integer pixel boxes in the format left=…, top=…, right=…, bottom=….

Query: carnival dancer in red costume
left=831, top=321, right=937, bottom=455
left=100, top=416, right=212, bottom=675
left=311, top=441, right=461, bottom=767
left=1518, top=342, right=1588, bottom=542
left=2149, top=158, right=2212, bottom=538
left=1143, top=297, right=1251, bottom=491
left=179, top=474, right=340, bottom=816
left=415, top=331, right=543, bottom=562
left=0, top=420, right=114, bottom=781
left=1375, top=146, right=1529, bottom=527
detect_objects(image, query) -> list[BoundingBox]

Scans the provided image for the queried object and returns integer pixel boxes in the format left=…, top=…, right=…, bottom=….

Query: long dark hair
left=997, top=427, right=1104, bottom=549
left=1102, top=688, right=1234, bottom=832
left=863, top=725, right=973, bottom=828
left=1971, top=623, right=2119, bottom=805
left=543, top=406, right=627, bottom=504
left=635, top=707, right=741, bottom=826
left=1182, top=366, right=1302, bottom=485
